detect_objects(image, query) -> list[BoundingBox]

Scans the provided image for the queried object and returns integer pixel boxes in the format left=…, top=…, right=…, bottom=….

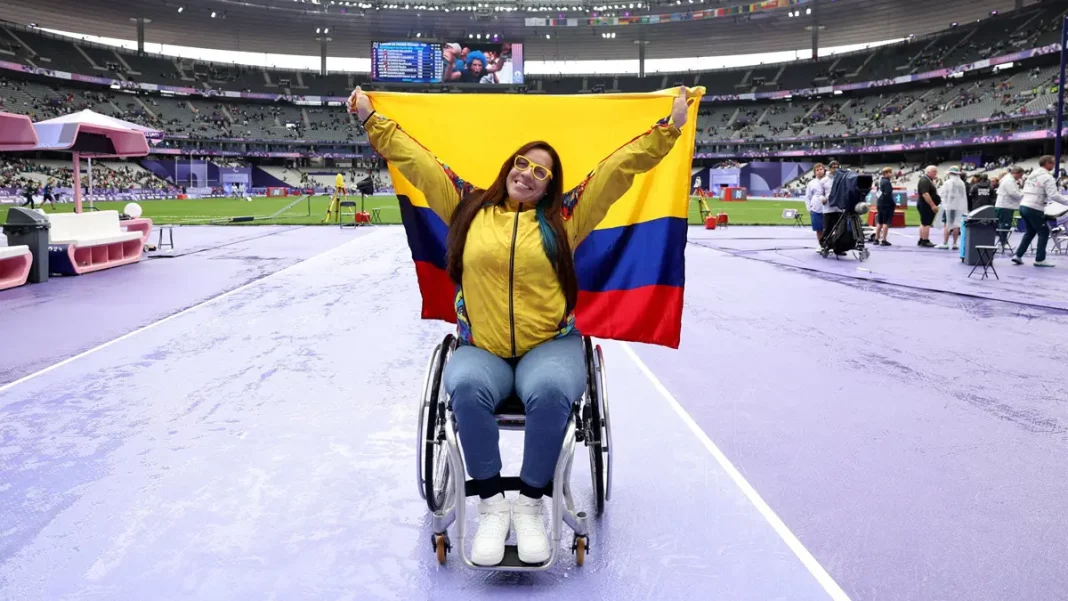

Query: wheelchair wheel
left=418, top=334, right=453, bottom=512
left=583, top=337, right=611, bottom=516
left=596, top=343, right=613, bottom=503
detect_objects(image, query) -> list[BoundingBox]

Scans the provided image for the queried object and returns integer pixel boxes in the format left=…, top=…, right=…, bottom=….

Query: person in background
left=20, top=181, right=37, bottom=209
left=805, top=162, right=827, bottom=245
left=41, top=179, right=56, bottom=210
left=915, top=165, right=940, bottom=247
left=968, top=172, right=993, bottom=210
left=335, top=172, right=346, bottom=197
left=874, top=167, right=895, bottom=246
left=994, top=166, right=1024, bottom=249
left=1012, top=155, right=1068, bottom=267
left=821, top=160, right=842, bottom=244
left=936, top=166, right=968, bottom=250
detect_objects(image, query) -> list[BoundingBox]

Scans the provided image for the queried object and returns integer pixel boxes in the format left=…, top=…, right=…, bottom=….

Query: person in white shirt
left=936, top=165, right=968, bottom=250
left=820, top=160, right=841, bottom=243
left=994, top=166, right=1024, bottom=248
left=1013, top=155, right=1068, bottom=267
left=805, top=163, right=828, bottom=244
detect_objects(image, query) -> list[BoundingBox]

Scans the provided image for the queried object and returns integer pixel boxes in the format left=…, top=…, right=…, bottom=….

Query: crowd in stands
left=0, top=158, right=177, bottom=195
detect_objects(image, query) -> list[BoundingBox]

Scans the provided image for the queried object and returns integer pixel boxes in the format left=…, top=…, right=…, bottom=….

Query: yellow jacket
left=366, top=113, right=681, bottom=358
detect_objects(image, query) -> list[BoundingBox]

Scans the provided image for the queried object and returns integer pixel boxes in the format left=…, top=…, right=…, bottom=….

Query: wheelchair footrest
left=463, top=477, right=555, bottom=498
left=498, top=545, right=548, bottom=568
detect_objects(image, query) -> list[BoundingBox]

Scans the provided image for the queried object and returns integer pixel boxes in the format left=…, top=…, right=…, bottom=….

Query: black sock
left=519, top=481, right=545, bottom=499
left=477, top=474, right=504, bottom=499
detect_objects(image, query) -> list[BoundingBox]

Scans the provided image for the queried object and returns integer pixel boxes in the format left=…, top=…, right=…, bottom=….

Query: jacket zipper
left=508, top=209, right=519, bottom=357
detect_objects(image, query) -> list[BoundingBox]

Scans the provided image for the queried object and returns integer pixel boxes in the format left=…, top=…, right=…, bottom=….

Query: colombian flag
left=368, top=87, right=704, bottom=349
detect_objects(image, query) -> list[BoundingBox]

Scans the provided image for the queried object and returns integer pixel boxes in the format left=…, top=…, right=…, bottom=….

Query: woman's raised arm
left=349, top=87, right=468, bottom=224
left=561, top=87, right=690, bottom=244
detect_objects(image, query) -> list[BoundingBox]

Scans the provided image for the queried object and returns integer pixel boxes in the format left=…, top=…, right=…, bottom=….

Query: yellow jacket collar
left=502, top=197, right=536, bottom=212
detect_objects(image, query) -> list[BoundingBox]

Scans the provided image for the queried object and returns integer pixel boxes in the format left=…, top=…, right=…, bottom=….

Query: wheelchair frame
left=415, top=333, right=613, bottom=570
left=819, top=210, right=871, bottom=261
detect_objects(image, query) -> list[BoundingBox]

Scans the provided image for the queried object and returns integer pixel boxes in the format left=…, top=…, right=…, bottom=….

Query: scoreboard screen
left=371, top=41, right=444, bottom=84
left=371, top=40, right=524, bottom=85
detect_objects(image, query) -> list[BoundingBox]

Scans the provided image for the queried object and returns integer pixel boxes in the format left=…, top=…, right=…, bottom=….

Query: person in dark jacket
left=20, top=182, right=36, bottom=209
left=874, top=167, right=895, bottom=246
left=968, top=173, right=994, bottom=211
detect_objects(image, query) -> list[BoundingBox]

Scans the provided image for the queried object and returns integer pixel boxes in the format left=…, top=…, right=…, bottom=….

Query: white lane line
left=618, top=341, right=852, bottom=601
left=0, top=229, right=387, bottom=396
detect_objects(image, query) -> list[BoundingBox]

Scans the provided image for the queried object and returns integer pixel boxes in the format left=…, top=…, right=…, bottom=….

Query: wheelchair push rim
left=416, top=342, right=440, bottom=501
left=583, top=337, right=611, bottom=516
left=418, top=334, right=454, bottom=512
left=596, top=343, right=613, bottom=503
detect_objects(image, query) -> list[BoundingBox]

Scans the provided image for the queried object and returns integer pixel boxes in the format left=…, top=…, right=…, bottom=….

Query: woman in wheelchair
left=348, top=86, right=689, bottom=566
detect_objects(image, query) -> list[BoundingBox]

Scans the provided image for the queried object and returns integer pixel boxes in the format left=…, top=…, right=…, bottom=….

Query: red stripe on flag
left=413, top=262, right=684, bottom=348
left=413, top=261, right=456, bottom=323
left=575, top=285, right=683, bottom=349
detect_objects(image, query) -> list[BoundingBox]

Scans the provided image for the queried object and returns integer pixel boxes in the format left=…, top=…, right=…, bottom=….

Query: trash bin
left=961, top=205, right=997, bottom=265
left=2, top=207, right=50, bottom=283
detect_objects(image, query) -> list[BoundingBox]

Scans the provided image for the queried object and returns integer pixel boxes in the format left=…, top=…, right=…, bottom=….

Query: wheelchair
left=415, top=333, right=613, bottom=570
left=819, top=204, right=872, bottom=262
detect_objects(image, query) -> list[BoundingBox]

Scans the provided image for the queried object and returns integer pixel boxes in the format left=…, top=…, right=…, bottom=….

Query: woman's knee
left=443, top=346, right=512, bottom=415
left=519, top=378, right=579, bottom=415
left=515, top=338, right=587, bottom=412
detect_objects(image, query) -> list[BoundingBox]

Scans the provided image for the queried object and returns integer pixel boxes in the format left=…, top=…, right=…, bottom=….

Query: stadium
left=2, top=0, right=1068, bottom=599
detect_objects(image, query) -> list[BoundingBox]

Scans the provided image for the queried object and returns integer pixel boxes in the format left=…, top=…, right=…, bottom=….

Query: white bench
left=0, top=245, right=31, bottom=290
left=46, top=210, right=144, bottom=275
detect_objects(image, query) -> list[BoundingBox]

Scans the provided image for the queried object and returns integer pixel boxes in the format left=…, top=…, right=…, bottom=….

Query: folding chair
left=339, top=200, right=357, bottom=228
left=968, top=246, right=999, bottom=280
left=995, top=228, right=1015, bottom=254
left=1051, top=225, right=1067, bottom=255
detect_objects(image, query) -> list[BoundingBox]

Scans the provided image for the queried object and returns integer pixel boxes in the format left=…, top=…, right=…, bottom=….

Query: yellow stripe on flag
left=368, top=88, right=704, bottom=228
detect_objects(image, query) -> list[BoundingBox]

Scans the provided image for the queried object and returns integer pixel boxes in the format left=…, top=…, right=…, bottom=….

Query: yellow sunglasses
left=513, top=155, right=553, bottom=181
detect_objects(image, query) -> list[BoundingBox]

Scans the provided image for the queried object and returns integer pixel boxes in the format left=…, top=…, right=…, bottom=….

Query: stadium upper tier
left=2, top=2, right=1065, bottom=91
left=1, top=3, right=1066, bottom=159
left=0, top=0, right=1038, bottom=61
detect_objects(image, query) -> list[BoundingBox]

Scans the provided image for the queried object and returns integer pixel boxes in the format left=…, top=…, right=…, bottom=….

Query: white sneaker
left=951, top=244, right=959, bottom=250
left=935, top=243, right=950, bottom=249
left=1034, top=260, right=1056, bottom=268
left=470, top=494, right=510, bottom=566
left=512, top=494, right=551, bottom=564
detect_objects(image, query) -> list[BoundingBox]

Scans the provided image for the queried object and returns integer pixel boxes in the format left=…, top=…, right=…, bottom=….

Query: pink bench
left=47, top=210, right=144, bottom=275
left=0, top=245, right=32, bottom=290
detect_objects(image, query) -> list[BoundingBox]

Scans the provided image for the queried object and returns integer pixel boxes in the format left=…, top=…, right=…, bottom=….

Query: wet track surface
left=0, top=226, right=368, bottom=386
left=1, top=225, right=1066, bottom=600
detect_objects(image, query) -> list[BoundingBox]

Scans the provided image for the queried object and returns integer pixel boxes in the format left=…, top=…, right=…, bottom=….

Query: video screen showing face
left=441, top=42, right=523, bottom=85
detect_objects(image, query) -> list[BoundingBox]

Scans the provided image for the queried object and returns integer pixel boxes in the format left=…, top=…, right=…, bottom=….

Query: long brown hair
left=445, top=141, right=579, bottom=314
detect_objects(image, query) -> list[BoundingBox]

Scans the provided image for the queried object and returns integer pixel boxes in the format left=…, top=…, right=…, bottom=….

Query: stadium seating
left=45, top=211, right=144, bottom=276
left=0, top=245, right=32, bottom=291
left=0, top=2, right=1065, bottom=170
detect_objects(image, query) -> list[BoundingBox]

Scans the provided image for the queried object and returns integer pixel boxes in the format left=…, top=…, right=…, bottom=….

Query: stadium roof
left=1, top=0, right=1034, bottom=60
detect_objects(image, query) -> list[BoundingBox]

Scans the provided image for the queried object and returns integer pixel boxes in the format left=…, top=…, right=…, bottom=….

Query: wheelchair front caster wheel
left=432, top=533, right=450, bottom=565
left=572, top=535, right=588, bottom=566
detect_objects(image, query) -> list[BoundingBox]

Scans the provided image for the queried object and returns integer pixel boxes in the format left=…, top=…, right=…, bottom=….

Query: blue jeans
left=443, top=334, right=586, bottom=490
left=1015, top=205, right=1050, bottom=262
